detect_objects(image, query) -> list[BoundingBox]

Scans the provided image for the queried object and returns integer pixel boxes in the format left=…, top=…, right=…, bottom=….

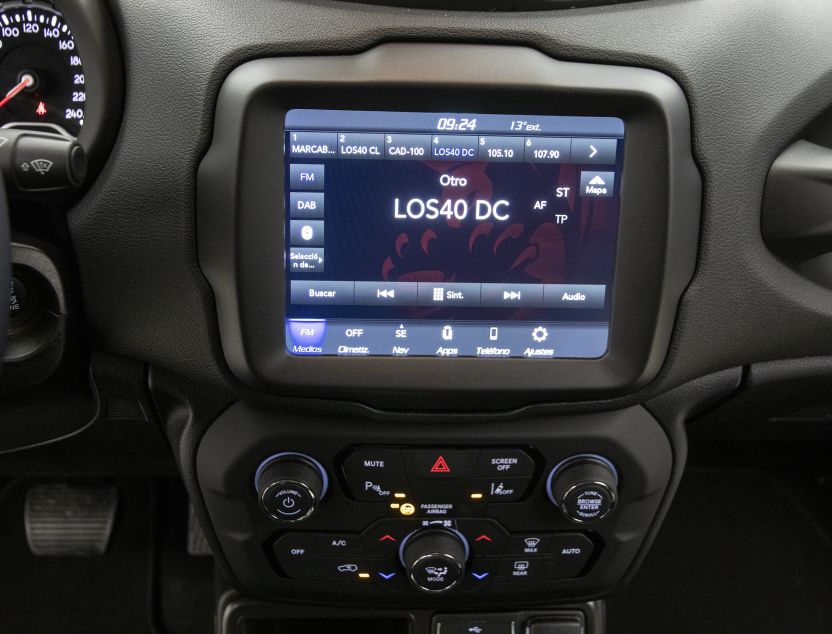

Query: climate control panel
left=272, top=519, right=596, bottom=593
left=196, top=404, right=673, bottom=606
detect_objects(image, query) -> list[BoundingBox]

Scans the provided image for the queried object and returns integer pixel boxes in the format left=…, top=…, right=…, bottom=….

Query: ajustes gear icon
left=531, top=326, right=549, bottom=343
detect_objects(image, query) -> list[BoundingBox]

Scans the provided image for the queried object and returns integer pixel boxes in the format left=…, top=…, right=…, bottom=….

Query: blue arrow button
left=471, top=572, right=490, bottom=580
left=378, top=572, right=397, bottom=580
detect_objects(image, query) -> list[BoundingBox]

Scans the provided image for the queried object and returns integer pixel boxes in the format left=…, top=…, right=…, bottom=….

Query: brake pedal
left=25, top=483, right=118, bottom=556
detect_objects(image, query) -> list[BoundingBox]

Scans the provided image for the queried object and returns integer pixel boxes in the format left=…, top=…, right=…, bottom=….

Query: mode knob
left=255, top=453, right=328, bottom=522
left=400, top=528, right=469, bottom=593
left=546, top=455, right=618, bottom=523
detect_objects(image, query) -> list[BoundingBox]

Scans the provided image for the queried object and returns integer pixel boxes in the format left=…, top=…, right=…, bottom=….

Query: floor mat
left=154, top=481, right=214, bottom=634
left=0, top=478, right=156, bottom=634
left=607, top=468, right=832, bottom=633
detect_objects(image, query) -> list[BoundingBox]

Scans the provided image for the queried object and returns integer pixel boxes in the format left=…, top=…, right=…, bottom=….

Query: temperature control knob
left=255, top=453, right=328, bottom=522
left=400, top=528, right=468, bottom=593
left=547, top=455, right=618, bottom=523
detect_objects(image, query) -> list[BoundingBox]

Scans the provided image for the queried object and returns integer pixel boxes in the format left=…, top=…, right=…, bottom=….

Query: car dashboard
left=1, top=1, right=832, bottom=633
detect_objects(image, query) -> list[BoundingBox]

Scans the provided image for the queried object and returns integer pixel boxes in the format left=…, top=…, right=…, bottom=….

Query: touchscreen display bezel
left=196, top=44, right=700, bottom=407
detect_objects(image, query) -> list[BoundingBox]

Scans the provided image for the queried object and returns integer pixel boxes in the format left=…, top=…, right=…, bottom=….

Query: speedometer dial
left=0, top=2, right=85, bottom=136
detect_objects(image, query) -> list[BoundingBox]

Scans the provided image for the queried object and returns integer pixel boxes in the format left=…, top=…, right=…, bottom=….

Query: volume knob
left=255, top=453, right=328, bottom=522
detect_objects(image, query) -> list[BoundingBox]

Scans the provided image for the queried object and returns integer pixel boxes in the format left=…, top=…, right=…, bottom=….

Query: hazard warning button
left=404, top=449, right=478, bottom=480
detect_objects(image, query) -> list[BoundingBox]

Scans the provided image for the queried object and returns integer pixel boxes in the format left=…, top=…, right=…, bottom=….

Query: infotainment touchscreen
left=283, top=109, right=624, bottom=359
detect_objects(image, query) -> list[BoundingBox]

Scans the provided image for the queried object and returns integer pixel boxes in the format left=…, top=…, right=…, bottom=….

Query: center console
left=195, top=43, right=700, bottom=632
left=198, top=404, right=671, bottom=606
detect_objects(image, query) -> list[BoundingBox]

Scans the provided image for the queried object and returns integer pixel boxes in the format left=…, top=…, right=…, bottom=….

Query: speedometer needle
left=0, top=74, right=34, bottom=109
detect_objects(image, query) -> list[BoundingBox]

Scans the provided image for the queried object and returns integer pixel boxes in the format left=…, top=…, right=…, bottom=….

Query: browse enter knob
left=547, top=455, right=619, bottom=523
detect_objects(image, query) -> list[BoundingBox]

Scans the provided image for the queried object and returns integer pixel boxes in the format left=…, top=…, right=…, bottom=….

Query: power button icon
left=266, top=486, right=312, bottom=520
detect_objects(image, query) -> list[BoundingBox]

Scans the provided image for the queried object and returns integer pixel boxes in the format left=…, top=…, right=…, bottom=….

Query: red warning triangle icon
left=430, top=455, right=451, bottom=473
